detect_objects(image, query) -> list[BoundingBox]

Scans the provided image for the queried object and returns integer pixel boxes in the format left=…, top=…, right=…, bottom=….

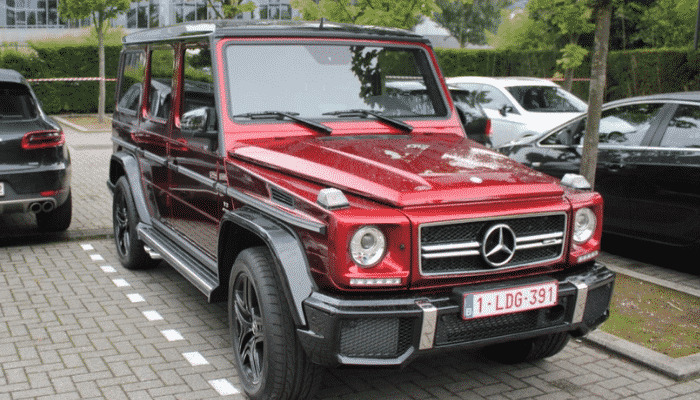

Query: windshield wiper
left=232, top=111, right=332, bottom=135
left=322, top=109, right=414, bottom=133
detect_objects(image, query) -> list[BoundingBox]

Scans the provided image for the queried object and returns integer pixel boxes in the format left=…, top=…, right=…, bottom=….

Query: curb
left=582, top=262, right=700, bottom=381
left=53, top=115, right=112, bottom=133
left=584, top=331, right=700, bottom=380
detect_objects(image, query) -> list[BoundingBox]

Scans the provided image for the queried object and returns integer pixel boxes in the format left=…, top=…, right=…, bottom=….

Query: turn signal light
left=21, top=129, right=65, bottom=150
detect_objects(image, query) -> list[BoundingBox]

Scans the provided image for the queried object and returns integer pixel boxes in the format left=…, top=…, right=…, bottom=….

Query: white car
left=445, top=77, right=587, bottom=146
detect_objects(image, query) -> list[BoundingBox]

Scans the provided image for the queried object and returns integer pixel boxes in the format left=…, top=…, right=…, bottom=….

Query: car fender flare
left=108, top=152, right=151, bottom=226
left=221, top=207, right=317, bottom=327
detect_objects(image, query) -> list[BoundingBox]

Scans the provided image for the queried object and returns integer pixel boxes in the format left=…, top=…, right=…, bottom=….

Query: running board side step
left=137, top=223, right=219, bottom=301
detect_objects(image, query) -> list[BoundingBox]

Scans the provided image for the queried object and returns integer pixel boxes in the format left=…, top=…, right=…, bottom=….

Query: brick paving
left=1, top=123, right=699, bottom=399
left=1, top=238, right=699, bottom=400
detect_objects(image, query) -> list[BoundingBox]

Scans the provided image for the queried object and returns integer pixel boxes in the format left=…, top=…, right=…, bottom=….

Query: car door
left=475, top=84, right=528, bottom=146
left=624, top=102, right=700, bottom=246
left=533, top=102, right=667, bottom=233
left=164, top=42, right=222, bottom=258
left=139, top=45, right=175, bottom=225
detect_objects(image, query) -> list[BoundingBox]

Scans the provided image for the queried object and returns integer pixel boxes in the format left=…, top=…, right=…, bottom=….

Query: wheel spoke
left=232, top=272, right=264, bottom=385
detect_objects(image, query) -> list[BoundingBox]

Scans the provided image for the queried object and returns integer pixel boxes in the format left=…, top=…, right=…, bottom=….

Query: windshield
left=224, top=43, right=447, bottom=120
left=0, top=82, right=37, bottom=120
left=506, top=85, right=586, bottom=113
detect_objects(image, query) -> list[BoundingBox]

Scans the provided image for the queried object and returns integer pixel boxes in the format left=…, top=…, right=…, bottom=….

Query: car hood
left=229, top=134, right=564, bottom=207
left=525, top=112, right=584, bottom=133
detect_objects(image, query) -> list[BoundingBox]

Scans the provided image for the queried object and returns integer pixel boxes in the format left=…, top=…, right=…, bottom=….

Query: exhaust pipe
left=29, top=202, right=42, bottom=213
left=42, top=201, right=55, bottom=213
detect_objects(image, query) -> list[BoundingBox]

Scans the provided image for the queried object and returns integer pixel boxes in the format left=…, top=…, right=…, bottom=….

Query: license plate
left=462, top=281, right=558, bottom=319
left=0, top=182, right=4, bottom=197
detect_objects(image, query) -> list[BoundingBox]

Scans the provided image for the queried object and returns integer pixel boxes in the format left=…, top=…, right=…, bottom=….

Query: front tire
left=112, top=177, right=158, bottom=270
left=484, top=332, right=570, bottom=364
left=228, top=247, right=322, bottom=400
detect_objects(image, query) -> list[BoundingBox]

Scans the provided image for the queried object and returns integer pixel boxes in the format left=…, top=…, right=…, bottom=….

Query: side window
left=659, top=105, right=700, bottom=149
left=598, top=103, right=664, bottom=146
left=180, top=43, right=218, bottom=149
left=541, top=118, right=586, bottom=146
left=148, top=46, right=175, bottom=120
left=117, top=51, right=146, bottom=113
left=478, top=85, right=517, bottom=114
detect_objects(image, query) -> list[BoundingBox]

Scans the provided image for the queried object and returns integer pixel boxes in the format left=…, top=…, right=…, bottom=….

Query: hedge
left=1, top=44, right=698, bottom=114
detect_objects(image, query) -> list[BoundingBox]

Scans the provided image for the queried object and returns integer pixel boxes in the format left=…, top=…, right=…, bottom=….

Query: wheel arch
left=108, top=152, right=151, bottom=226
left=218, top=207, right=317, bottom=327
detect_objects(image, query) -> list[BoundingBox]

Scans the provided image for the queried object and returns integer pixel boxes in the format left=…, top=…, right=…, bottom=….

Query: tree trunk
left=97, top=17, right=106, bottom=124
left=563, top=68, right=574, bottom=91
left=579, top=1, right=612, bottom=188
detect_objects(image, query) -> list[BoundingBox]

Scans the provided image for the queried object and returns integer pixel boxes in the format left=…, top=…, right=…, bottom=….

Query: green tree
left=205, top=0, right=256, bottom=19
left=527, top=0, right=594, bottom=90
left=636, top=0, right=697, bottom=47
left=433, top=0, right=511, bottom=47
left=59, top=0, right=131, bottom=122
left=581, top=0, right=613, bottom=187
left=291, top=0, right=440, bottom=30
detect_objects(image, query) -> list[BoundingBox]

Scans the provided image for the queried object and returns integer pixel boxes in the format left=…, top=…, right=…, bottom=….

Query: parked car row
left=498, top=92, right=700, bottom=249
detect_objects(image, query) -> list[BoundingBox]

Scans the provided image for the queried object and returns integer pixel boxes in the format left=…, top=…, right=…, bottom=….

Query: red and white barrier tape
left=27, top=77, right=117, bottom=82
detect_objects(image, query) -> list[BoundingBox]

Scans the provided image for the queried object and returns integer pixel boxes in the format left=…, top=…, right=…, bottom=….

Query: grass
left=59, top=114, right=111, bottom=131
left=600, top=273, right=700, bottom=358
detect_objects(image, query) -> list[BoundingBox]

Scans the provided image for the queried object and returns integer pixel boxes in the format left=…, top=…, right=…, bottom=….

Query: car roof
left=0, top=68, right=27, bottom=84
left=605, top=91, right=700, bottom=107
left=446, top=76, right=560, bottom=88
left=123, top=19, right=430, bottom=45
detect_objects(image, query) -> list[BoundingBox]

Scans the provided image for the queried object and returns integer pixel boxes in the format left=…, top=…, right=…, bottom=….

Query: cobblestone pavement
left=1, top=125, right=700, bottom=399
left=2, top=238, right=700, bottom=400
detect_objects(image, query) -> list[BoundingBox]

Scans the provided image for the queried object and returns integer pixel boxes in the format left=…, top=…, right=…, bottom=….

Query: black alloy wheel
left=232, top=270, right=265, bottom=385
left=228, top=247, right=322, bottom=400
left=112, top=177, right=158, bottom=270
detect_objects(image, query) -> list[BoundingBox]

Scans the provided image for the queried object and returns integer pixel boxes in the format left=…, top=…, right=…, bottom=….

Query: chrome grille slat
left=419, top=213, right=567, bottom=276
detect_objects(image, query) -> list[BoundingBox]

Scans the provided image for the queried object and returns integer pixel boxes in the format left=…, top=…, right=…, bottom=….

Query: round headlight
left=350, top=226, right=386, bottom=268
left=573, top=208, right=597, bottom=243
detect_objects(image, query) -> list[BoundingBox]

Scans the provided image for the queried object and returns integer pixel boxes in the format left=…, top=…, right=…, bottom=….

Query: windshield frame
left=218, top=37, right=451, bottom=128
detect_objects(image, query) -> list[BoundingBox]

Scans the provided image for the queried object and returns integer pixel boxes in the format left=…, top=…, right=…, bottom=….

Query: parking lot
left=1, top=125, right=700, bottom=399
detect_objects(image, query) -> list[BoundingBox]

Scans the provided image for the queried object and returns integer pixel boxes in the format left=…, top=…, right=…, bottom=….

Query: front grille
left=339, top=318, right=412, bottom=358
left=420, top=213, right=566, bottom=275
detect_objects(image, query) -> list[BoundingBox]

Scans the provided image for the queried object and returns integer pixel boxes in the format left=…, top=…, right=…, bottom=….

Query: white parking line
left=80, top=244, right=94, bottom=251
left=127, top=293, right=145, bottom=303
left=100, top=265, right=116, bottom=273
left=209, top=379, right=240, bottom=396
left=112, top=278, right=130, bottom=287
left=90, top=254, right=104, bottom=261
left=143, top=310, right=164, bottom=321
left=183, top=351, right=209, bottom=366
left=161, top=329, right=184, bottom=342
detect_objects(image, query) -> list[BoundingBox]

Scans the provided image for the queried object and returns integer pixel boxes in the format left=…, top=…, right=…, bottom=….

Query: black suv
left=109, top=21, right=614, bottom=400
left=0, top=68, right=72, bottom=232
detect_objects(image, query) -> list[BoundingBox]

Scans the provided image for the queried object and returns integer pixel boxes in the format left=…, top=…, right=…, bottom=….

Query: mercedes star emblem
left=482, top=224, right=517, bottom=267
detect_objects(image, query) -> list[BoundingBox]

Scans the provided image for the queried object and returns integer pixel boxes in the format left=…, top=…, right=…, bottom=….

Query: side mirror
left=499, top=105, right=513, bottom=117
left=181, top=107, right=214, bottom=135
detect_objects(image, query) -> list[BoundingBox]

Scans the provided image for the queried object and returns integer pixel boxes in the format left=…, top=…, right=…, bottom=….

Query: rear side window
left=598, top=103, right=664, bottom=146
left=0, top=82, right=37, bottom=120
left=117, top=51, right=146, bottom=113
left=659, top=104, right=700, bottom=149
left=149, top=46, right=175, bottom=120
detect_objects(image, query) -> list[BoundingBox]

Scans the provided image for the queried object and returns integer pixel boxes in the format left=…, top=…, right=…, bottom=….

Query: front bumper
left=297, top=261, right=614, bottom=367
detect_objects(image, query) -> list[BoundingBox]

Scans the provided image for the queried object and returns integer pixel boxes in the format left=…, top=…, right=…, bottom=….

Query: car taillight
left=485, top=119, right=492, bottom=136
left=21, top=129, right=65, bottom=150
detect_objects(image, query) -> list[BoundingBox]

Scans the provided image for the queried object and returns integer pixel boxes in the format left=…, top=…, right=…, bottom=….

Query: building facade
left=0, top=0, right=299, bottom=31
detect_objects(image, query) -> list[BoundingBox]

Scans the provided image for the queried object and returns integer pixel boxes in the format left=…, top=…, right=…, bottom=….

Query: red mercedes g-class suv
left=109, top=20, right=614, bottom=400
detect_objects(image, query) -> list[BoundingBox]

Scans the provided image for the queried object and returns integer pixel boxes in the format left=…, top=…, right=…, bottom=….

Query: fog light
left=350, top=278, right=402, bottom=286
